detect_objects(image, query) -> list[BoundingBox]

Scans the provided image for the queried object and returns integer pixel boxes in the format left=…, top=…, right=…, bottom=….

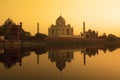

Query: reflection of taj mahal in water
left=48, top=15, right=98, bottom=38
left=48, top=50, right=74, bottom=71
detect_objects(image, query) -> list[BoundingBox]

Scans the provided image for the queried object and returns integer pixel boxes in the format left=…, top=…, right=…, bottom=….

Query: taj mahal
left=48, top=15, right=98, bottom=38
left=48, top=15, right=73, bottom=37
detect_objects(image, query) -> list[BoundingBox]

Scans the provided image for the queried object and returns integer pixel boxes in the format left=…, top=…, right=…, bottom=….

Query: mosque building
left=48, top=15, right=73, bottom=37
left=81, top=22, right=98, bottom=38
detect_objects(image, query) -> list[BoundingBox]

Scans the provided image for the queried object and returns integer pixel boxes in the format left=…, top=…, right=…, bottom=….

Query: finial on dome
left=60, top=13, right=62, bottom=16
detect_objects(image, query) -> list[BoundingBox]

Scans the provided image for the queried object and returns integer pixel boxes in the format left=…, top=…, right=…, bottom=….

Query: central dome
left=56, top=16, right=66, bottom=26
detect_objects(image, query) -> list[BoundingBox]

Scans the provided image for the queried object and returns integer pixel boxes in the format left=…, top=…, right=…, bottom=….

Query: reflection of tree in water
left=107, top=46, right=117, bottom=52
left=99, top=46, right=118, bottom=53
left=48, top=50, right=73, bottom=71
left=0, top=46, right=47, bottom=69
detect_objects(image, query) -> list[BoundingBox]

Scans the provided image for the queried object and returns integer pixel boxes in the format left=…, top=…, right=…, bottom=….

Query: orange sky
left=0, top=0, right=120, bottom=36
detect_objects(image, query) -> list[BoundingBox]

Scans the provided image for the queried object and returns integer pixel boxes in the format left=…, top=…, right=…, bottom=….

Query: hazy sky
left=0, top=0, right=120, bottom=36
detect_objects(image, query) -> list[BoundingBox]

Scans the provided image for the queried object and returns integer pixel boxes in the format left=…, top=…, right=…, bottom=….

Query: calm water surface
left=0, top=46, right=120, bottom=80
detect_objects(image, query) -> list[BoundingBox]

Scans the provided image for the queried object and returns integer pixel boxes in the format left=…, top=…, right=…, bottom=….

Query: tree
left=35, top=33, right=47, bottom=40
left=102, top=33, right=107, bottom=39
left=107, top=34, right=117, bottom=41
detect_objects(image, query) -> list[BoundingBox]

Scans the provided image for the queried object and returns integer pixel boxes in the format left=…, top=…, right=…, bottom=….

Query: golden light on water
left=0, top=0, right=120, bottom=36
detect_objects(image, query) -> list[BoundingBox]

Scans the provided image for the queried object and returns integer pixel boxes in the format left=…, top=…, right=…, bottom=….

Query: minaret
left=83, top=22, right=86, bottom=37
left=83, top=22, right=85, bottom=34
left=37, top=23, right=39, bottom=33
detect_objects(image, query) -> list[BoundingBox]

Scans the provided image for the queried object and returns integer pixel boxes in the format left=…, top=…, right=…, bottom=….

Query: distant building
left=85, top=29, right=98, bottom=38
left=81, top=22, right=98, bottom=38
left=48, top=15, right=73, bottom=37
left=0, top=18, right=25, bottom=41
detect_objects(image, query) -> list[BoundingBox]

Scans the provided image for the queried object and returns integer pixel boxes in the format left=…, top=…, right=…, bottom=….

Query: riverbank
left=1, top=38, right=120, bottom=48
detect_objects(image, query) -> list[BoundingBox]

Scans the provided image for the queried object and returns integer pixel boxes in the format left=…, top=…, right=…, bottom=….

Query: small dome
left=67, top=24, right=71, bottom=27
left=5, top=18, right=15, bottom=25
left=88, top=29, right=92, bottom=32
left=56, top=16, right=66, bottom=26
